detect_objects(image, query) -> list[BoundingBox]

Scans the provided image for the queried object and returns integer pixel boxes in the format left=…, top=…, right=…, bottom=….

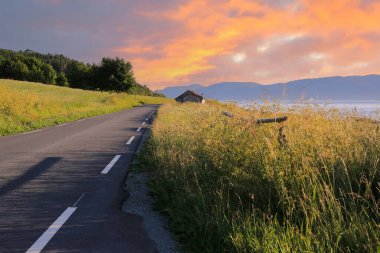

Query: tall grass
left=0, top=79, right=169, bottom=136
left=140, top=101, right=380, bottom=252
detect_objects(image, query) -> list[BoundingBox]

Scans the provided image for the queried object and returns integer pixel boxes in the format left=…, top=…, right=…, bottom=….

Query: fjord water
left=238, top=100, right=380, bottom=119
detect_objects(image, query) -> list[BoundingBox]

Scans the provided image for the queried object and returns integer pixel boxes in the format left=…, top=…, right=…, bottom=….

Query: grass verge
left=139, top=101, right=379, bottom=252
left=0, top=79, right=170, bottom=136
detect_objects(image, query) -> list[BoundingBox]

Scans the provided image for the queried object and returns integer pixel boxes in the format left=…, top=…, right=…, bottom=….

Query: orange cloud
left=115, top=0, right=380, bottom=89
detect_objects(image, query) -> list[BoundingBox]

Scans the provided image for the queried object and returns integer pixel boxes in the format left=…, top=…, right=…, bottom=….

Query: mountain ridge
left=156, top=75, right=380, bottom=100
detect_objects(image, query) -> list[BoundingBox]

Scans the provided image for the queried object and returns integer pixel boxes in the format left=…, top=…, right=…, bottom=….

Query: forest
left=0, top=48, right=163, bottom=96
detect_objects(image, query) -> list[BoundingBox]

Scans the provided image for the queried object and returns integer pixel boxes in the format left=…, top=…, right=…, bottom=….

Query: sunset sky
left=1, top=0, right=380, bottom=89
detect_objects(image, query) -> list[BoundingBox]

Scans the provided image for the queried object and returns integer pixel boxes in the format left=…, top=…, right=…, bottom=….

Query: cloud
left=126, top=0, right=380, bottom=88
left=232, top=53, right=247, bottom=63
left=308, top=53, right=326, bottom=61
left=1, top=0, right=380, bottom=89
left=257, top=34, right=305, bottom=53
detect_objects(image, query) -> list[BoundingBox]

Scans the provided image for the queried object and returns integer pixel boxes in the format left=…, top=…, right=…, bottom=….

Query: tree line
left=0, top=48, right=163, bottom=96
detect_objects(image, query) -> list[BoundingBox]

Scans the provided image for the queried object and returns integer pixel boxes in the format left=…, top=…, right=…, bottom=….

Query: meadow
left=139, top=101, right=380, bottom=252
left=0, top=79, right=169, bottom=136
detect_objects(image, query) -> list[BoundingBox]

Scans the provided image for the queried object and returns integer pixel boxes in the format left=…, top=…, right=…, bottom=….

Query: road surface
left=0, top=105, right=159, bottom=253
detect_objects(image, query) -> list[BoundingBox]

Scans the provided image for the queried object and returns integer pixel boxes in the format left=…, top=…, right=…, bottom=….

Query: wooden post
left=256, top=116, right=288, bottom=124
left=222, top=111, right=234, bottom=118
left=278, top=126, right=287, bottom=147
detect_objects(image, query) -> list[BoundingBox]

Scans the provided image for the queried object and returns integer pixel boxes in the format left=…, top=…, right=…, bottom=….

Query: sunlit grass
left=0, top=79, right=170, bottom=135
left=139, top=101, right=380, bottom=252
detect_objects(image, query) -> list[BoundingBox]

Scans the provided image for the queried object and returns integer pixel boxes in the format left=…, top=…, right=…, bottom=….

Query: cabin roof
left=175, top=90, right=205, bottom=100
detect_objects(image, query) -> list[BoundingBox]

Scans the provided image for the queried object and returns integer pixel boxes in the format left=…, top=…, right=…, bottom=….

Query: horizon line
left=156, top=73, right=380, bottom=91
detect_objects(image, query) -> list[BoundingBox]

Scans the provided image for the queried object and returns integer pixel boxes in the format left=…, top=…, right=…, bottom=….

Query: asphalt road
left=0, top=105, right=159, bottom=253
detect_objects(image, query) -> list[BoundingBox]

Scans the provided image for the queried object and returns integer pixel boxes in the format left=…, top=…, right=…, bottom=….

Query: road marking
left=142, top=122, right=146, bottom=125
left=101, top=155, right=121, bottom=174
left=72, top=193, right=86, bottom=207
left=126, top=136, right=135, bottom=145
left=137, top=127, right=142, bottom=132
left=26, top=207, right=77, bottom=253
left=145, top=118, right=149, bottom=121
left=56, top=123, right=68, bottom=127
left=22, top=129, right=42, bottom=135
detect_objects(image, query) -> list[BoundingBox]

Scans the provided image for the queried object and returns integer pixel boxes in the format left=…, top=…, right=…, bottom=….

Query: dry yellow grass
left=140, top=101, right=380, bottom=252
left=0, top=79, right=170, bottom=135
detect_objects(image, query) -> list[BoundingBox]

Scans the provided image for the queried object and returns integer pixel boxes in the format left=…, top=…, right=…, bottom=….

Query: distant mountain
left=156, top=84, right=204, bottom=98
left=156, top=75, right=380, bottom=100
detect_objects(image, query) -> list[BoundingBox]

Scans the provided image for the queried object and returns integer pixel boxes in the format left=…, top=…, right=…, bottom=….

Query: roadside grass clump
left=139, top=101, right=380, bottom=252
left=0, top=79, right=169, bottom=135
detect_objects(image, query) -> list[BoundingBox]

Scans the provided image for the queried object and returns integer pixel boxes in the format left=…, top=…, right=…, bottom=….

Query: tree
left=41, top=63, right=57, bottom=84
left=0, top=48, right=160, bottom=96
left=0, top=55, right=4, bottom=73
left=23, top=57, right=56, bottom=84
left=0, top=55, right=29, bottom=80
left=12, top=58, right=29, bottom=81
left=94, top=57, right=135, bottom=92
left=0, top=57, right=15, bottom=79
left=66, top=61, right=90, bottom=89
left=56, top=72, right=68, bottom=86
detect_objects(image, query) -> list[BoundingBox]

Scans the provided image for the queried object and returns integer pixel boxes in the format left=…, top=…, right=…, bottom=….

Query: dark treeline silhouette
left=0, top=48, right=164, bottom=96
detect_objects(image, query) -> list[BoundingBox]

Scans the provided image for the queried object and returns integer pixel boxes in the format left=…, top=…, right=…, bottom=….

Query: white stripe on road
left=56, top=123, right=68, bottom=127
left=22, top=129, right=42, bottom=135
left=101, top=155, right=121, bottom=174
left=126, top=136, right=135, bottom=145
left=136, top=127, right=142, bottom=132
left=142, top=122, right=146, bottom=125
left=26, top=207, right=77, bottom=253
left=145, top=118, right=149, bottom=121
left=72, top=193, right=86, bottom=207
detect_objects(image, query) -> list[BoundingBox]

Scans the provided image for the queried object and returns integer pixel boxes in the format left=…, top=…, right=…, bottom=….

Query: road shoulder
left=123, top=128, right=180, bottom=253
left=123, top=170, right=180, bottom=253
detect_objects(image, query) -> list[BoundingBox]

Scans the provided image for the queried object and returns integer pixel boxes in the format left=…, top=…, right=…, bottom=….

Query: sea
left=236, top=100, right=380, bottom=119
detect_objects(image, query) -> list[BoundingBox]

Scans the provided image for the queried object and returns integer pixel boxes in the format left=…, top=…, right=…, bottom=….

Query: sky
left=1, top=0, right=380, bottom=90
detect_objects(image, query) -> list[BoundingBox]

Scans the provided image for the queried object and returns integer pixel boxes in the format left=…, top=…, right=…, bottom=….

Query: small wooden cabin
left=175, top=90, right=206, bottom=103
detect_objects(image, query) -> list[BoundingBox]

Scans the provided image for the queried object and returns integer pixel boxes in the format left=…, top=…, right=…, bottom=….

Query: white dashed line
left=72, top=193, right=86, bottom=207
left=26, top=207, right=77, bottom=253
left=137, top=127, right=142, bottom=132
left=101, top=155, right=121, bottom=174
left=142, top=122, right=146, bottom=125
left=126, top=136, right=135, bottom=145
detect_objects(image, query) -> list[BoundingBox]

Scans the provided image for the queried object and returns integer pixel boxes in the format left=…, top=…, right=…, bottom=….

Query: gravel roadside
left=122, top=127, right=180, bottom=253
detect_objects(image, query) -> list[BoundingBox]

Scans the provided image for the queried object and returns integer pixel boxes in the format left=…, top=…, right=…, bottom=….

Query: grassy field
left=139, top=101, right=380, bottom=252
left=0, top=79, right=169, bottom=136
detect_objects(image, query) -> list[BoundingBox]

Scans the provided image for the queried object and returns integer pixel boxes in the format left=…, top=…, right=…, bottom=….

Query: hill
left=0, top=79, right=169, bottom=136
left=157, top=75, right=380, bottom=100
left=0, top=48, right=163, bottom=96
